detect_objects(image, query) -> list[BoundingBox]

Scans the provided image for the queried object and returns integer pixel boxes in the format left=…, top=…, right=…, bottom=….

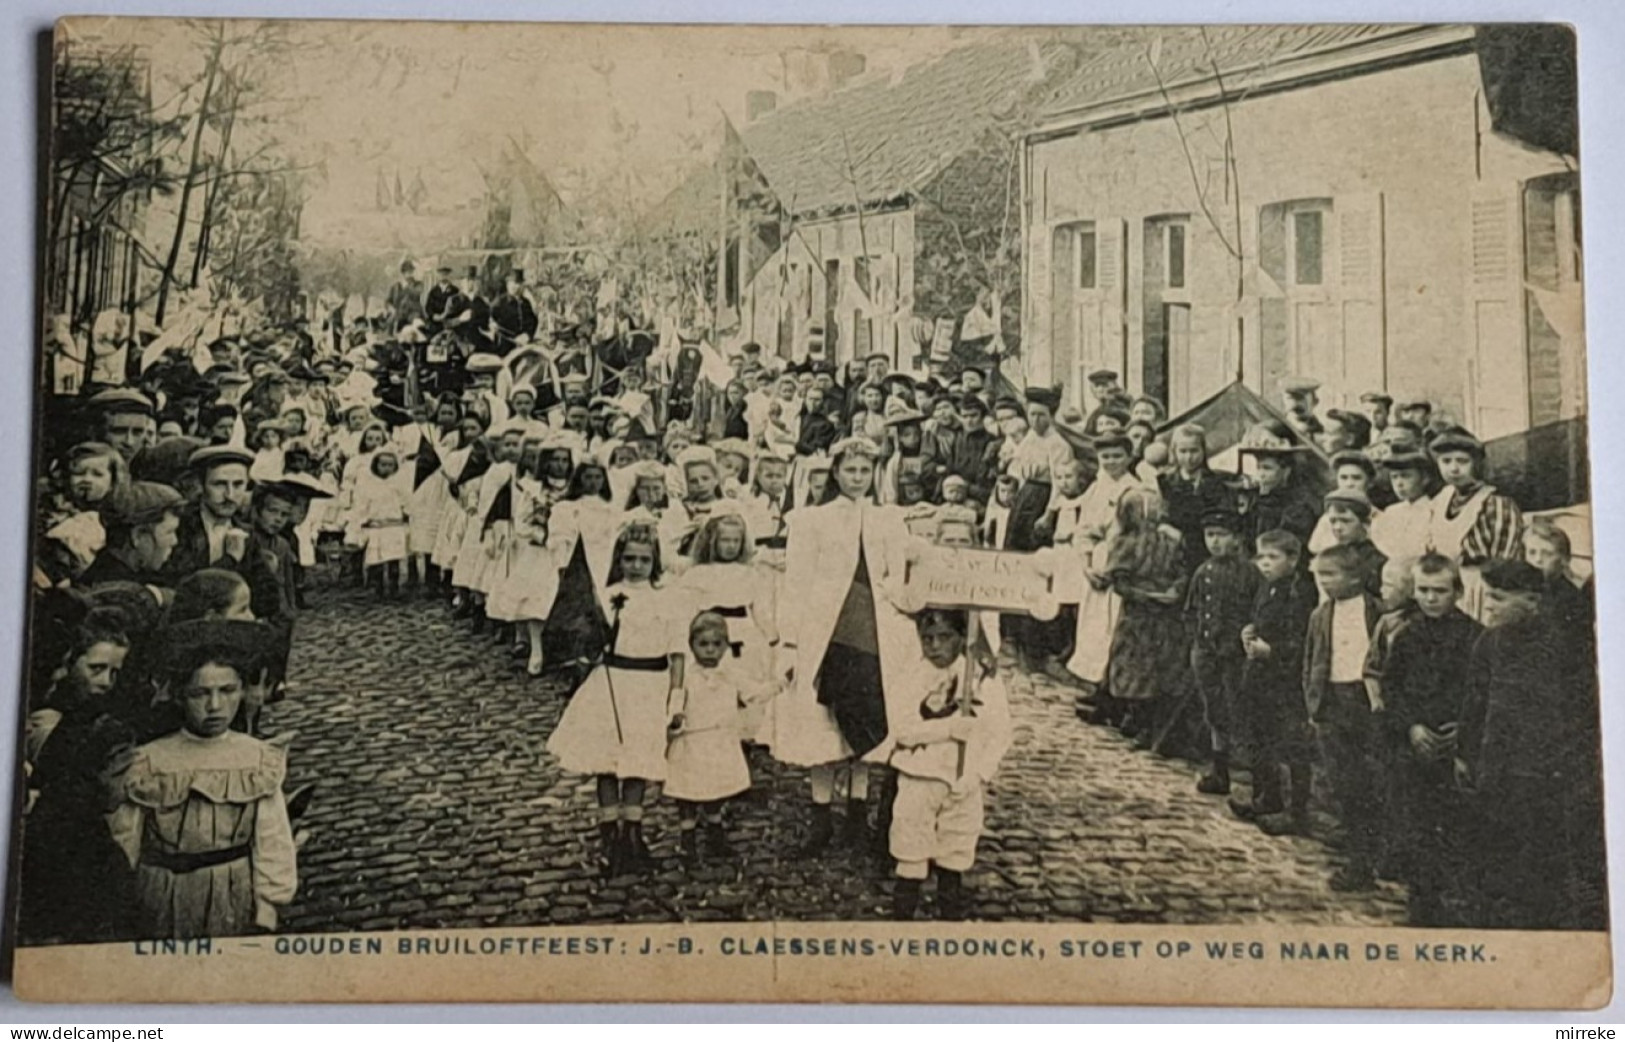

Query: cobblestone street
left=269, top=579, right=1408, bottom=932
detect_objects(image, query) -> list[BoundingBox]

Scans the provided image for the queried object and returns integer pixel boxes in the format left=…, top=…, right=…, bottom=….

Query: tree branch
left=1142, top=42, right=1239, bottom=260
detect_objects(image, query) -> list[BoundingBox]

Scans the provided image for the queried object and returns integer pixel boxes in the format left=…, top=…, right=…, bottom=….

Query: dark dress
left=1106, top=529, right=1189, bottom=703
left=1457, top=614, right=1606, bottom=930
left=1244, top=481, right=1320, bottom=552
left=1159, top=469, right=1234, bottom=576
left=19, top=702, right=142, bottom=944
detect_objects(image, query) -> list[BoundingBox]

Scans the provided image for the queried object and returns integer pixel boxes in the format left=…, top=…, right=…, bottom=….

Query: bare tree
left=153, top=19, right=300, bottom=324
left=1142, top=27, right=1276, bottom=380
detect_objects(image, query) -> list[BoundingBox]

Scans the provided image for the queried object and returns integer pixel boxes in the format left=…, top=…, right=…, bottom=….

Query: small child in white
left=666, top=611, right=752, bottom=862
left=888, top=608, right=1011, bottom=920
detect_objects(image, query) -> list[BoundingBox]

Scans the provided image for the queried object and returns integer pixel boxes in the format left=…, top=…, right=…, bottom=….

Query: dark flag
left=814, top=543, right=888, bottom=759
left=541, top=539, right=610, bottom=696
left=413, top=430, right=442, bottom=490
left=481, top=479, right=514, bottom=536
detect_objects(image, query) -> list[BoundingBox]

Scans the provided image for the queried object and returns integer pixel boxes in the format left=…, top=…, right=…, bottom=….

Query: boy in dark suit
left=1378, top=554, right=1480, bottom=924
left=1456, top=560, right=1605, bottom=930
left=1186, top=508, right=1258, bottom=796
left=1235, top=530, right=1317, bottom=832
left=1303, top=542, right=1386, bottom=891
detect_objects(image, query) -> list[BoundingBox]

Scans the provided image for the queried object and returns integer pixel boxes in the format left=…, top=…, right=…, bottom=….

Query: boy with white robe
left=888, top=608, right=1011, bottom=920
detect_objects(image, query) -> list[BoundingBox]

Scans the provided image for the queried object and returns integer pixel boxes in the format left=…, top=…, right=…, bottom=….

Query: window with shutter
left=1142, top=214, right=1191, bottom=409
left=1523, top=173, right=1584, bottom=426
left=1292, top=211, right=1324, bottom=286
left=1049, top=218, right=1124, bottom=405
left=1337, top=192, right=1386, bottom=401
left=1050, top=224, right=1078, bottom=391
left=1096, top=218, right=1128, bottom=399
left=1467, top=183, right=1527, bottom=438
left=1076, top=226, right=1098, bottom=289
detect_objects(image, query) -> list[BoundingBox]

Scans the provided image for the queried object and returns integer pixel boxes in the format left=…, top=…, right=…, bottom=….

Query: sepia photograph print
left=9, top=17, right=1608, bottom=1007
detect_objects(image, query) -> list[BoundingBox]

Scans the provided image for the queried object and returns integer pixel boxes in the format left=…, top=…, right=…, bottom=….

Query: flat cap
left=1200, top=507, right=1245, bottom=532
left=89, top=388, right=155, bottom=415
left=188, top=444, right=254, bottom=471
left=1322, top=487, right=1373, bottom=520
left=1380, top=449, right=1430, bottom=471
left=101, top=481, right=185, bottom=527
left=1428, top=429, right=1485, bottom=458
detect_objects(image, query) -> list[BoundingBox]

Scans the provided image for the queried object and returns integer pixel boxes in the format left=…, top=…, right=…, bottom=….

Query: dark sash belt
left=708, top=605, right=748, bottom=618
left=141, top=843, right=251, bottom=874
left=754, top=536, right=787, bottom=549
left=605, top=652, right=668, bottom=672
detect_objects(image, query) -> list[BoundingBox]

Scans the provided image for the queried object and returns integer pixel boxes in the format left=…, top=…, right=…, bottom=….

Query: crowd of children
left=22, top=283, right=1604, bottom=939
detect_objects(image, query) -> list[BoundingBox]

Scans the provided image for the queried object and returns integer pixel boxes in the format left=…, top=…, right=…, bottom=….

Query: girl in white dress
left=336, top=423, right=389, bottom=584
left=666, top=611, right=752, bottom=862
left=108, top=626, right=296, bottom=938
left=1369, top=449, right=1434, bottom=562
left=1067, top=433, right=1143, bottom=687
left=675, top=505, right=779, bottom=741
left=407, top=395, right=464, bottom=592
left=550, top=454, right=619, bottom=605
left=713, top=439, right=753, bottom=501
left=659, top=446, right=725, bottom=577
left=486, top=439, right=571, bottom=675
left=622, top=459, right=670, bottom=519
left=350, top=449, right=412, bottom=598
left=546, top=520, right=685, bottom=876
left=430, top=415, right=486, bottom=587
left=765, top=437, right=915, bottom=854
left=249, top=423, right=287, bottom=484
left=451, top=422, right=523, bottom=630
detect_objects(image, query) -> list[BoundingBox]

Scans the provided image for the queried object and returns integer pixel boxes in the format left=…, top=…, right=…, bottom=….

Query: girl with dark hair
left=488, top=442, right=571, bottom=678
left=107, top=623, right=296, bottom=938
left=429, top=413, right=488, bottom=598
left=19, top=605, right=139, bottom=944
left=407, top=393, right=465, bottom=594
left=547, top=520, right=686, bottom=876
left=553, top=454, right=620, bottom=606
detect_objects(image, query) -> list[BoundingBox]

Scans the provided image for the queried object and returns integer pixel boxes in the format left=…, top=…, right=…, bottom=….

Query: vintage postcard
left=12, top=17, right=1606, bottom=1007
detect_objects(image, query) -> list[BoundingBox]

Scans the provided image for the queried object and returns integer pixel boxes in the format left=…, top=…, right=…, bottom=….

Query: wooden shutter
left=1466, top=183, right=1527, bottom=438
left=1098, top=217, right=1128, bottom=382
left=1048, top=226, right=1075, bottom=392
left=1255, top=204, right=1290, bottom=402
left=1337, top=192, right=1386, bottom=404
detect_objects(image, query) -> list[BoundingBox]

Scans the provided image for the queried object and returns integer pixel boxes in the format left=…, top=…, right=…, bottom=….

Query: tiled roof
left=1040, top=24, right=1443, bottom=123
left=645, top=31, right=1097, bottom=233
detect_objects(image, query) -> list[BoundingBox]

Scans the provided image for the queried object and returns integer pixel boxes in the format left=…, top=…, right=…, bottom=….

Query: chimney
left=746, top=89, right=778, bottom=123
left=829, top=50, right=867, bottom=90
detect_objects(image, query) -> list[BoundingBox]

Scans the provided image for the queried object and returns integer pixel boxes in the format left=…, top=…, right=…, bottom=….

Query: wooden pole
left=714, top=120, right=729, bottom=348
left=956, top=610, right=980, bottom=781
